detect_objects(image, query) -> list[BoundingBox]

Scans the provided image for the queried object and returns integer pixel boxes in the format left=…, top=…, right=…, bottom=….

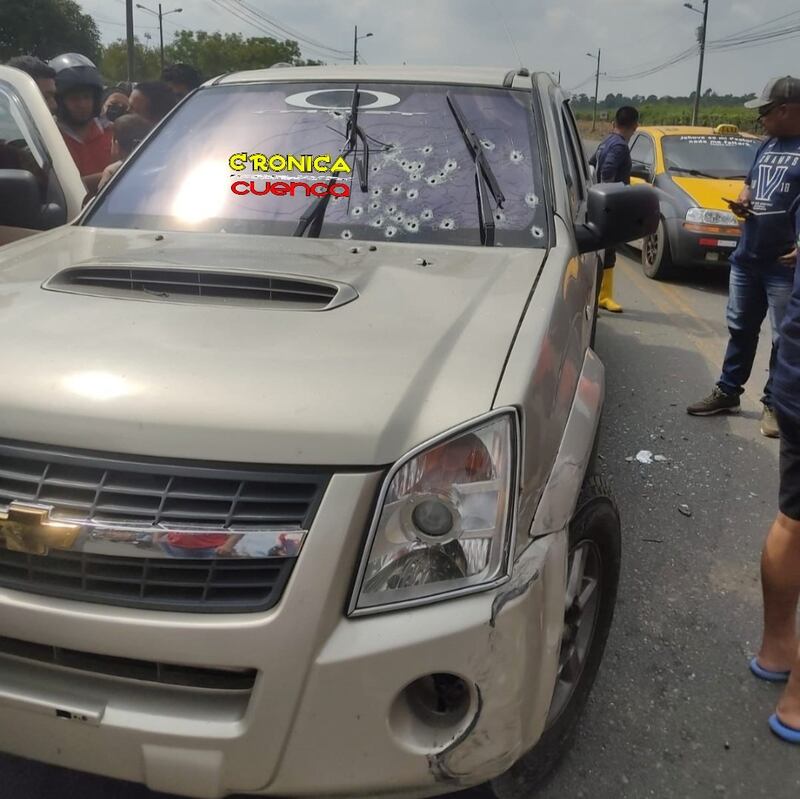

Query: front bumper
left=0, top=467, right=568, bottom=799
left=666, top=218, right=740, bottom=268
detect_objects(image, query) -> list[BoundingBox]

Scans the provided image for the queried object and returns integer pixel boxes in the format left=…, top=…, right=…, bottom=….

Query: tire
left=488, top=474, right=621, bottom=799
left=642, top=218, right=675, bottom=280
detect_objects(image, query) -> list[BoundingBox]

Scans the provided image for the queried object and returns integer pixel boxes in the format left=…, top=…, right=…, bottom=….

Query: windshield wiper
left=446, top=93, right=506, bottom=246
left=669, top=167, right=722, bottom=179
left=294, top=85, right=369, bottom=238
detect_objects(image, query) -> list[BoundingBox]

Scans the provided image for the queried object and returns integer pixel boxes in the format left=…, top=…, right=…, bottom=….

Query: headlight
left=685, top=208, right=739, bottom=227
left=350, top=410, right=518, bottom=615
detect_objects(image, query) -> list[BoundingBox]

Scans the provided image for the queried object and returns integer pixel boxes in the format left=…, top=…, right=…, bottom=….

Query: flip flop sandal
left=750, top=657, right=791, bottom=683
left=769, top=714, right=800, bottom=744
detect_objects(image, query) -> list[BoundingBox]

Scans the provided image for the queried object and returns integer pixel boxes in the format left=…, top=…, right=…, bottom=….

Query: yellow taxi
left=628, top=124, right=761, bottom=279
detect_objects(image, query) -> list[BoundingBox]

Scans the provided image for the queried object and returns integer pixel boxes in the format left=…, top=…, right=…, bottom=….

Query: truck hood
left=0, top=227, right=544, bottom=466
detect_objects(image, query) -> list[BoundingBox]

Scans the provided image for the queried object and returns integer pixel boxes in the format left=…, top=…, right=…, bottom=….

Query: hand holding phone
left=723, top=197, right=752, bottom=218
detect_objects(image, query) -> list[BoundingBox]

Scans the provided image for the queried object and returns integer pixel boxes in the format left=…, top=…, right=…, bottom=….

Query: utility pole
left=353, top=24, right=358, bottom=65
left=587, top=49, right=601, bottom=133
left=126, top=0, right=135, bottom=82
left=693, top=0, right=709, bottom=125
left=137, top=3, right=182, bottom=74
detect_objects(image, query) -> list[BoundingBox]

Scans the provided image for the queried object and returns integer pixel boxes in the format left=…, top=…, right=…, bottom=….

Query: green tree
left=0, top=0, right=100, bottom=62
left=100, top=39, right=161, bottom=82
left=163, top=30, right=317, bottom=79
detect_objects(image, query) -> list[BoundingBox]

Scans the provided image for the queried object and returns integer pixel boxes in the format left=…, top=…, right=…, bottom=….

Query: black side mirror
left=575, top=183, right=659, bottom=254
left=0, top=169, right=42, bottom=229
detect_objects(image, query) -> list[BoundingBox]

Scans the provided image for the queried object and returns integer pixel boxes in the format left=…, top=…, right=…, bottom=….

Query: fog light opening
left=388, top=673, right=479, bottom=754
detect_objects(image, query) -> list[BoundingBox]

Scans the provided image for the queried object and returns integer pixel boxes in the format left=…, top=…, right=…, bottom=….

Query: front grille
left=0, top=634, right=256, bottom=690
left=44, top=266, right=356, bottom=311
left=0, top=440, right=330, bottom=612
left=0, top=440, right=328, bottom=529
left=0, top=547, right=294, bottom=612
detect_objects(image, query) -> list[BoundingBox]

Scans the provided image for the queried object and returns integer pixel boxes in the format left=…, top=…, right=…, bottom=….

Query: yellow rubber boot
left=598, top=268, right=623, bottom=313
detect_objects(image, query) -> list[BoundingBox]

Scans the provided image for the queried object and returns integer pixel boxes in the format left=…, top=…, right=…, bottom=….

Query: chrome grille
left=0, top=440, right=329, bottom=612
left=0, top=441, right=327, bottom=528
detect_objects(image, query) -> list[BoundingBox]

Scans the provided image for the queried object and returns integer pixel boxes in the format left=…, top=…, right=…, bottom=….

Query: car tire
left=487, top=474, right=621, bottom=799
left=642, top=218, right=675, bottom=280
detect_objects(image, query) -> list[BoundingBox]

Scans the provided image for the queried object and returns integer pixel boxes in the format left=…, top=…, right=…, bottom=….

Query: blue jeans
left=717, top=260, right=794, bottom=407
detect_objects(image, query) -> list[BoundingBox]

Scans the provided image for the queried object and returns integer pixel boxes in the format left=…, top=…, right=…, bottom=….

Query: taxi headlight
left=685, top=208, right=739, bottom=227
left=349, top=411, right=519, bottom=615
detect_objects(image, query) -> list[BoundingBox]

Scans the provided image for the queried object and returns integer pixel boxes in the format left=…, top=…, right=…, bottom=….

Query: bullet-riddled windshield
left=85, top=82, right=547, bottom=248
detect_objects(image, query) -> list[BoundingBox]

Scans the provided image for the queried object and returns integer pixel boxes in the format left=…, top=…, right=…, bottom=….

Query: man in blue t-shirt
left=589, top=105, right=639, bottom=313
left=751, top=202, right=800, bottom=744
left=687, top=77, right=800, bottom=438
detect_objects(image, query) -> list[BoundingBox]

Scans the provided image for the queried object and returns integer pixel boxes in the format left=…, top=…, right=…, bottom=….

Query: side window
left=0, top=82, right=66, bottom=228
left=560, top=103, right=587, bottom=214
left=630, top=134, right=655, bottom=173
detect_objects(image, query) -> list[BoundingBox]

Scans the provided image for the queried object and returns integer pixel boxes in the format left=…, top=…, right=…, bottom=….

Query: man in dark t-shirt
left=751, top=202, right=800, bottom=744
left=687, top=77, right=800, bottom=437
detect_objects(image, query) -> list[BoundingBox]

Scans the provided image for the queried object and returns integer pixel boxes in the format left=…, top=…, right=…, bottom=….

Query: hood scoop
left=43, top=266, right=357, bottom=311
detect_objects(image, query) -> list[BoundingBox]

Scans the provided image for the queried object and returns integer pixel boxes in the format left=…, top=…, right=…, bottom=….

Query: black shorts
left=777, top=409, right=800, bottom=522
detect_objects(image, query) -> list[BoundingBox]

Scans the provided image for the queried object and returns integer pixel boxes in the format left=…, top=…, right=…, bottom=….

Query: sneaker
left=761, top=405, right=780, bottom=438
left=686, top=387, right=741, bottom=416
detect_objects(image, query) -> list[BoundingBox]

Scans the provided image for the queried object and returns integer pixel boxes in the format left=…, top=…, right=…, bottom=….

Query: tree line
left=1, top=0, right=322, bottom=83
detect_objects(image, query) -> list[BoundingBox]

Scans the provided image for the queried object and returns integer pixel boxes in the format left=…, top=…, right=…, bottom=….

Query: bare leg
left=757, top=512, right=800, bottom=672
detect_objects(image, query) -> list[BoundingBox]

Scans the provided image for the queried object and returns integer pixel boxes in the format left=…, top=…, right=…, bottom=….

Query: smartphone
left=723, top=197, right=752, bottom=218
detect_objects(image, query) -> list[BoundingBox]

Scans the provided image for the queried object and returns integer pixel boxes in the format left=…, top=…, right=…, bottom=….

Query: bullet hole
left=371, top=164, right=381, bottom=173
left=440, top=218, right=456, bottom=230
left=372, top=187, right=382, bottom=198
left=510, top=150, right=524, bottom=163
left=371, top=217, right=384, bottom=228
left=480, top=139, right=496, bottom=151
left=405, top=218, right=420, bottom=232
left=370, top=201, right=381, bottom=211
left=410, top=172, right=422, bottom=181
left=422, top=145, right=434, bottom=155
left=394, top=211, right=406, bottom=223
left=400, top=159, right=408, bottom=168
left=352, top=206, right=364, bottom=217
left=341, top=230, right=353, bottom=240
left=427, top=175, right=439, bottom=186
left=387, top=204, right=397, bottom=215
left=391, top=184, right=402, bottom=195
left=531, top=225, right=544, bottom=239
left=494, top=210, right=506, bottom=224
left=385, top=225, right=398, bottom=238
left=421, top=209, right=434, bottom=221
left=403, top=162, right=415, bottom=172
left=444, top=159, right=457, bottom=172
left=525, top=193, right=540, bottom=208
left=407, top=188, right=419, bottom=200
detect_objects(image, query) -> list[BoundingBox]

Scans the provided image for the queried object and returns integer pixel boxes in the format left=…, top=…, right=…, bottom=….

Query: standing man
left=750, top=198, right=800, bottom=742
left=161, top=63, right=202, bottom=100
left=48, top=53, right=113, bottom=186
left=590, top=105, right=640, bottom=313
left=5, top=56, right=57, bottom=114
left=687, top=77, right=800, bottom=437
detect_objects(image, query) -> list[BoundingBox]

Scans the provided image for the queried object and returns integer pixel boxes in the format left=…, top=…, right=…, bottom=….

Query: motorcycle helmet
left=49, top=53, right=104, bottom=118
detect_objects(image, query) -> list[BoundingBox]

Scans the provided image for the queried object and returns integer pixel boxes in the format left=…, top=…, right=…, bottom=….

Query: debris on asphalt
left=654, top=455, right=669, bottom=462
left=678, top=504, right=693, bottom=518
left=642, top=538, right=664, bottom=543
left=636, top=450, right=654, bottom=464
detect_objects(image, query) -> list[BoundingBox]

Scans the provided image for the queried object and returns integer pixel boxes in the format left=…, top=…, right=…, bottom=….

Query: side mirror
left=575, top=183, right=659, bottom=254
left=0, top=169, right=42, bottom=229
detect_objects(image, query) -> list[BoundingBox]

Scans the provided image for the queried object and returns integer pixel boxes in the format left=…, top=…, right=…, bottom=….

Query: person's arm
left=82, top=172, right=103, bottom=197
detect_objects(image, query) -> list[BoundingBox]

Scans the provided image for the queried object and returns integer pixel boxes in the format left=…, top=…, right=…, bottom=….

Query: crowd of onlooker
left=4, top=53, right=202, bottom=195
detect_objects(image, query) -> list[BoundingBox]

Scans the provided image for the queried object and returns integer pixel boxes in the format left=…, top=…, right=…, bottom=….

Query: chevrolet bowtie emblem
left=0, top=503, right=81, bottom=556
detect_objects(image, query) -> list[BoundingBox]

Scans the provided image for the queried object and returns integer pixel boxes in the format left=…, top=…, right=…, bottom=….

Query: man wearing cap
left=687, top=77, right=800, bottom=437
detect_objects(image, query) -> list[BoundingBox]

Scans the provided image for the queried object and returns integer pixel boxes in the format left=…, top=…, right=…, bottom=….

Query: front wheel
left=488, top=475, right=621, bottom=799
left=642, top=219, right=675, bottom=280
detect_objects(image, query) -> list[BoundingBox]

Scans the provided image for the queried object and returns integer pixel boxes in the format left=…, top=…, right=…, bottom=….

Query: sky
left=77, top=0, right=799, bottom=98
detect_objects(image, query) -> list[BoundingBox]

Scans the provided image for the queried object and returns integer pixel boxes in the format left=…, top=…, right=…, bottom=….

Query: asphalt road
left=1, top=250, right=798, bottom=797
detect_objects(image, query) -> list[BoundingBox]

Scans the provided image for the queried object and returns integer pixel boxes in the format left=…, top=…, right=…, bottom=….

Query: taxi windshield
left=84, top=81, right=547, bottom=248
left=662, top=134, right=760, bottom=179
